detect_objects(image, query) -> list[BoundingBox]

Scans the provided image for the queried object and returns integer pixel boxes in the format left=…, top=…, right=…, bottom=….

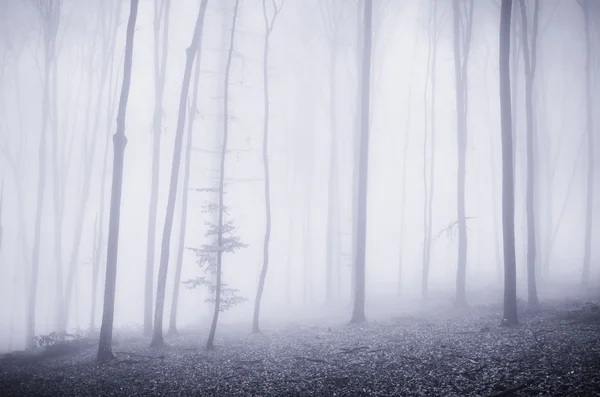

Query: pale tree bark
left=451, top=0, right=474, bottom=307
left=167, top=12, right=204, bottom=337
left=97, top=0, right=139, bottom=362
left=421, top=0, right=440, bottom=299
left=207, top=0, right=240, bottom=351
left=145, top=0, right=171, bottom=336
left=350, top=0, right=372, bottom=325
left=500, top=0, right=518, bottom=326
left=579, top=0, right=594, bottom=287
left=518, top=0, right=540, bottom=308
left=252, top=0, right=284, bottom=334
left=151, top=0, right=209, bottom=348
left=27, top=0, right=61, bottom=348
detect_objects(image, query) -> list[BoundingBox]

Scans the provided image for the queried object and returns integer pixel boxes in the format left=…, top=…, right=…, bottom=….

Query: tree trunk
left=168, top=20, right=203, bottom=338
left=580, top=0, right=594, bottom=287
left=500, top=0, right=518, bottom=326
left=518, top=0, right=540, bottom=308
left=144, top=0, right=171, bottom=336
left=151, top=0, right=208, bottom=348
left=253, top=0, right=282, bottom=334
left=350, top=0, right=373, bottom=325
left=451, top=0, right=474, bottom=307
left=207, top=0, right=240, bottom=351
left=97, top=0, right=139, bottom=362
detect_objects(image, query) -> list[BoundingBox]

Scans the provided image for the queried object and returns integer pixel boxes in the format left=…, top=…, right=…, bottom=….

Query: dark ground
left=1, top=298, right=599, bottom=397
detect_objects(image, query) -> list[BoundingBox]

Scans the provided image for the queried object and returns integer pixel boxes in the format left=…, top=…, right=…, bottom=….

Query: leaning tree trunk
left=518, top=0, right=540, bottom=308
left=451, top=0, right=474, bottom=308
left=252, top=0, right=283, bottom=334
left=151, top=0, right=208, bottom=348
left=500, top=0, right=518, bottom=326
left=144, top=0, right=171, bottom=336
left=206, top=0, right=240, bottom=351
left=167, top=18, right=204, bottom=337
left=580, top=0, right=594, bottom=287
left=350, top=0, right=373, bottom=325
left=97, top=0, right=139, bottom=362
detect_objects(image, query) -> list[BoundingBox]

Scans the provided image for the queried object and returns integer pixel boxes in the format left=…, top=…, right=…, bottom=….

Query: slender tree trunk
left=253, top=0, right=283, bottom=333
left=518, top=0, right=540, bottom=308
left=580, top=0, right=594, bottom=287
left=500, top=0, right=518, bottom=326
left=168, top=21, right=203, bottom=337
left=151, top=0, right=208, bottom=348
left=207, top=0, right=240, bottom=351
left=97, top=0, right=139, bottom=362
left=144, top=0, right=171, bottom=336
left=350, top=0, right=373, bottom=325
left=451, top=0, right=474, bottom=307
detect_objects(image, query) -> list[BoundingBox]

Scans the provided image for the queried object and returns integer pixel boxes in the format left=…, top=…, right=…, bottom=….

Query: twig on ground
left=293, top=355, right=331, bottom=365
left=487, top=381, right=532, bottom=397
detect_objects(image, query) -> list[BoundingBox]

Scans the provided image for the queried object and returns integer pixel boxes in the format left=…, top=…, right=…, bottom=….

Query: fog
left=0, top=0, right=598, bottom=355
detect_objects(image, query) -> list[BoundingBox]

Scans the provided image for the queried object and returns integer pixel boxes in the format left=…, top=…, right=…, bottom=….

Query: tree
left=252, top=0, right=284, bottom=334
left=350, top=0, right=373, bottom=325
left=97, top=0, right=140, bottom=362
left=206, top=0, right=240, bottom=351
left=151, top=0, right=209, bottom=348
left=499, top=0, right=518, bottom=326
left=517, top=0, right=540, bottom=308
left=144, top=0, right=171, bottom=336
left=168, top=8, right=203, bottom=337
left=27, top=0, right=61, bottom=348
left=578, top=0, right=594, bottom=288
left=451, top=0, right=474, bottom=307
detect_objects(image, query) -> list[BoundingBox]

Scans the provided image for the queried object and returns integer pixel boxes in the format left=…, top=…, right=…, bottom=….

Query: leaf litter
left=1, top=298, right=599, bottom=396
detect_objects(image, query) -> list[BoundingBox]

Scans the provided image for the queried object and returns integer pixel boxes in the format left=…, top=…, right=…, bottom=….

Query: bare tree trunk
left=518, top=0, right=540, bottom=308
left=97, top=0, right=139, bottom=362
left=451, top=0, right=474, bottom=307
left=580, top=0, right=594, bottom=287
left=144, top=0, right=171, bottom=336
left=500, top=0, right=518, bottom=326
left=28, top=0, right=61, bottom=348
left=252, top=0, right=283, bottom=334
left=151, top=0, right=208, bottom=348
left=167, top=18, right=203, bottom=337
left=350, top=0, right=373, bottom=325
left=207, top=0, right=240, bottom=351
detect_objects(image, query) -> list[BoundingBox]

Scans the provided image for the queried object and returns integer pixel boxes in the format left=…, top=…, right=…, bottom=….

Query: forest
left=0, top=0, right=599, bottom=395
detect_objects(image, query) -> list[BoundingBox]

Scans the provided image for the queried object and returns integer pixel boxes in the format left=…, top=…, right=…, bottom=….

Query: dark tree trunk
left=253, top=0, right=283, bottom=334
left=518, top=0, right=540, bottom=308
left=500, top=0, right=518, bottom=327
left=207, top=0, right=240, bottom=351
left=151, top=0, right=208, bottom=348
left=350, top=0, right=373, bottom=325
left=97, top=0, right=139, bottom=362
left=168, top=19, right=203, bottom=337
left=144, top=0, right=171, bottom=336
left=580, top=0, right=594, bottom=287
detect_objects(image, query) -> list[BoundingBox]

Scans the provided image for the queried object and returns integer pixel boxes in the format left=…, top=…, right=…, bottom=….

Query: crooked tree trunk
left=144, top=0, right=171, bottom=336
left=168, top=21, right=203, bottom=337
left=151, top=0, right=208, bottom=348
left=350, top=0, right=373, bottom=325
left=451, top=0, right=474, bottom=307
left=518, top=0, right=540, bottom=308
left=580, top=0, right=594, bottom=287
left=97, top=0, right=139, bottom=362
left=252, top=0, right=283, bottom=334
left=500, top=0, right=518, bottom=326
left=207, top=0, right=240, bottom=351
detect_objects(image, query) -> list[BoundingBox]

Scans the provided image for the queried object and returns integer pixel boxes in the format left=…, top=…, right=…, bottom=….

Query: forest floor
left=0, top=296, right=599, bottom=396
